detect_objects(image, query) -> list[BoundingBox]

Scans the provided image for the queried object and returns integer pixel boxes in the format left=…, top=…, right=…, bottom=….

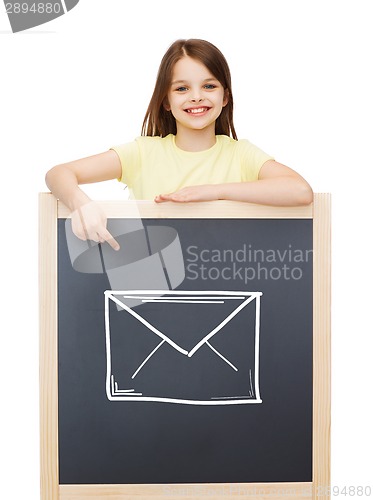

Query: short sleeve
left=110, top=140, right=141, bottom=186
left=238, top=140, right=274, bottom=182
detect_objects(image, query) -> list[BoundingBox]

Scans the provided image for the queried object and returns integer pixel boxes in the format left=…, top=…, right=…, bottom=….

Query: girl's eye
left=204, top=84, right=217, bottom=89
left=175, top=86, right=188, bottom=92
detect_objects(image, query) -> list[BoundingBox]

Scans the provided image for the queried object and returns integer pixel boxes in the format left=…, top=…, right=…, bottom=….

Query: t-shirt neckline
left=171, top=134, right=221, bottom=155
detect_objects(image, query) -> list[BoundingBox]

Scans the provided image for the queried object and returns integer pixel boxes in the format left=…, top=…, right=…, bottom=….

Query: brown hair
left=141, top=39, right=237, bottom=140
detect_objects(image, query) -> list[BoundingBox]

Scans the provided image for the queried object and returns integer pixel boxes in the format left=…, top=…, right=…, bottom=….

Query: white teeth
left=187, top=107, right=208, bottom=114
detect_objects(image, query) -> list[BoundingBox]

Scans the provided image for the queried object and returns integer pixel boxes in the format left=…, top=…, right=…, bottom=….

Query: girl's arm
left=154, top=160, right=313, bottom=206
left=45, top=150, right=122, bottom=249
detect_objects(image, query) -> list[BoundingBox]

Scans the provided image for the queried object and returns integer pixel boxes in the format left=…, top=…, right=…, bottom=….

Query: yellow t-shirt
left=110, top=134, right=274, bottom=200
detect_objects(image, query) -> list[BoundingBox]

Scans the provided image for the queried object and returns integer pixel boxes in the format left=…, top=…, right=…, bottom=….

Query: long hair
left=141, top=39, right=237, bottom=140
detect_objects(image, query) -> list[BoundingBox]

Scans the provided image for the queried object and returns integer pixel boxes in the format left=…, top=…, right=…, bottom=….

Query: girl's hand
left=154, top=184, right=221, bottom=203
left=71, top=201, right=120, bottom=250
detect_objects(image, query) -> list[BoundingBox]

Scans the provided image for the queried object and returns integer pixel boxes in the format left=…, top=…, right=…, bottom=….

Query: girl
left=46, top=39, right=313, bottom=250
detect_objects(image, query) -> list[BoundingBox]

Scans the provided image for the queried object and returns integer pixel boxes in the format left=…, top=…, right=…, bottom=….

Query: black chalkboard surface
left=57, top=216, right=313, bottom=485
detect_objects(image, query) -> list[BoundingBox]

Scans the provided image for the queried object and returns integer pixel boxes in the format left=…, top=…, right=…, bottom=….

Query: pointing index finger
left=101, top=229, right=120, bottom=251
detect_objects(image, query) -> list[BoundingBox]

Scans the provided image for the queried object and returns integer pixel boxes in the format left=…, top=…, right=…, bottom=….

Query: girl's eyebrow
left=171, top=78, right=219, bottom=85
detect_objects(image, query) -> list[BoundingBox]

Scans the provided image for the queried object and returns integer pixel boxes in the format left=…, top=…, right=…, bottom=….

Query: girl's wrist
left=69, top=188, right=92, bottom=212
left=215, top=183, right=227, bottom=200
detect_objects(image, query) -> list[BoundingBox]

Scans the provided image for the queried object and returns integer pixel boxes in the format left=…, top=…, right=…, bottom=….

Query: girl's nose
left=190, top=94, right=203, bottom=102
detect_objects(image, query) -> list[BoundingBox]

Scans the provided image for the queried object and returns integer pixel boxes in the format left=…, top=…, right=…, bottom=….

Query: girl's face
left=165, top=56, right=228, bottom=135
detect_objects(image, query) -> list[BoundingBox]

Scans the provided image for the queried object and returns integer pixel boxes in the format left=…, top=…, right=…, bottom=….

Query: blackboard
left=39, top=196, right=331, bottom=499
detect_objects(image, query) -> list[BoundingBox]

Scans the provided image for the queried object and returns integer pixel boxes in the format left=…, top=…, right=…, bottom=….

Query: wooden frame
left=39, top=193, right=331, bottom=500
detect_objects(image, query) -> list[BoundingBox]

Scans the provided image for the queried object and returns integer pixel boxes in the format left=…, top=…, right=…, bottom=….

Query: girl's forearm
left=45, top=164, right=120, bottom=250
left=45, top=165, right=92, bottom=211
left=45, top=150, right=121, bottom=210
left=217, top=177, right=313, bottom=206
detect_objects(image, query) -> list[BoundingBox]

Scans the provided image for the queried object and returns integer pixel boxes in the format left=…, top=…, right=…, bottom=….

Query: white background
left=1, top=0, right=372, bottom=497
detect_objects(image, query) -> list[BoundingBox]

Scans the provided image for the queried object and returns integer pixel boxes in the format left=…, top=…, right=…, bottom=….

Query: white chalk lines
left=111, top=376, right=143, bottom=396
left=205, top=341, right=238, bottom=372
left=105, top=291, right=262, bottom=405
left=132, top=340, right=166, bottom=379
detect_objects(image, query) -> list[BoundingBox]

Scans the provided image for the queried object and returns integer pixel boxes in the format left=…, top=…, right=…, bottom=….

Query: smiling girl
left=46, top=39, right=313, bottom=249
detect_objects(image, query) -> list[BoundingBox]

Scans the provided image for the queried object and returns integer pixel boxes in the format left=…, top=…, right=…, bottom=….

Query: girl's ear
left=163, top=98, right=171, bottom=111
left=223, top=89, right=229, bottom=107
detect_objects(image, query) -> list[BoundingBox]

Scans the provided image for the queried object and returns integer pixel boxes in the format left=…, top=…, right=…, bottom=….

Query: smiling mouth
left=185, top=107, right=211, bottom=114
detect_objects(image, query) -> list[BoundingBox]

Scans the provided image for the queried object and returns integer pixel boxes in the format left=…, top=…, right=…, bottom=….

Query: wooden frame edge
left=312, top=193, right=331, bottom=499
left=39, top=193, right=59, bottom=500
left=53, top=196, right=313, bottom=219
left=59, top=482, right=313, bottom=499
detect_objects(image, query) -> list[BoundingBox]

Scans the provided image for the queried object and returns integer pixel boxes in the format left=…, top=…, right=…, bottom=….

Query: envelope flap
left=108, top=291, right=258, bottom=354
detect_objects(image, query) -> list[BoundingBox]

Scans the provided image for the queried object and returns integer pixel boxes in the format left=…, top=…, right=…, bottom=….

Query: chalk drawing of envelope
left=105, top=291, right=263, bottom=405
